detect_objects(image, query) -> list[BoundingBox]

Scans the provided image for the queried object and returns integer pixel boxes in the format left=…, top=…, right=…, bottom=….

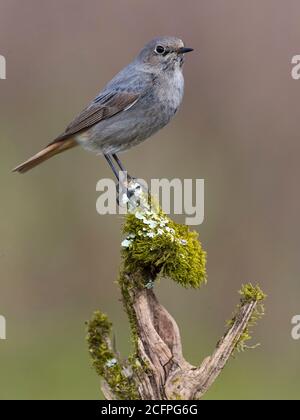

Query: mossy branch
left=86, top=188, right=266, bottom=400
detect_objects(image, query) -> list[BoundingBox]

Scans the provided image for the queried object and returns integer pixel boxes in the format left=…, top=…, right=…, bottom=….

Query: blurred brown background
left=0, top=0, right=300, bottom=399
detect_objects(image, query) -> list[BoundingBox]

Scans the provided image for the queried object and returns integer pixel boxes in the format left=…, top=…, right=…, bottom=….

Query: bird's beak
left=177, top=47, right=194, bottom=54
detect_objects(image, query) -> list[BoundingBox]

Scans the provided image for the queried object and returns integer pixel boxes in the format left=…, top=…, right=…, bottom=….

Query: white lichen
left=105, top=358, right=118, bottom=368
left=121, top=201, right=191, bottom=252
left=121, top=187, right=193, bottom=261
left=121, top=239, right=132, bottom=248
left=145, top=280, right=155, bottom=289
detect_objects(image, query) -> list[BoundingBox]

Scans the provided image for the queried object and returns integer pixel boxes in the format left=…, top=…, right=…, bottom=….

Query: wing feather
left=53, top=91, right=140, bottom=142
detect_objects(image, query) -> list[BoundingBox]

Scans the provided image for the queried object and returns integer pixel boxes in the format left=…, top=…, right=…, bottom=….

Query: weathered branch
left=86, top=189, right=266, bottom=400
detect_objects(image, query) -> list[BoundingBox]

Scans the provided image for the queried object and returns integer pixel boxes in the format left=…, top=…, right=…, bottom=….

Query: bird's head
left=137, top=36, right=193, bottom=71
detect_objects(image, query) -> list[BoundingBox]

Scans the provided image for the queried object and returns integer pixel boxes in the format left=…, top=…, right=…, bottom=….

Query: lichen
left=121, top=195, right=207, bottom=289
left=86, top=311, right=139, bottom=400
left=228, top=283, right=266, bottom=353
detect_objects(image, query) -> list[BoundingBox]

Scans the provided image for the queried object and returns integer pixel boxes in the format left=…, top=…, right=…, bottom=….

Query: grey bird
left=13, top=36, right=193, bottom=178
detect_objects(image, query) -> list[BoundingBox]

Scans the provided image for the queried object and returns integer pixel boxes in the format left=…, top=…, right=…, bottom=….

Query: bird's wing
left=52, top=90, right=140, bottom=142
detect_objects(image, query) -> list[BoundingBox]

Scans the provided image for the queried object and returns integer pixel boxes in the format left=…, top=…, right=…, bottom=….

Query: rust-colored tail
left=12, top=139, right=77, bottom=174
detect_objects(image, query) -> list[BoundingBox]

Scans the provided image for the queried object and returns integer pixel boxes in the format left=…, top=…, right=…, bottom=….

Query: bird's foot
left=116, top=176, right=148, bottom=211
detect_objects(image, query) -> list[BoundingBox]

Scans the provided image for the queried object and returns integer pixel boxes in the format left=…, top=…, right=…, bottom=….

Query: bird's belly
left=76, top=101, right=175, bottom=154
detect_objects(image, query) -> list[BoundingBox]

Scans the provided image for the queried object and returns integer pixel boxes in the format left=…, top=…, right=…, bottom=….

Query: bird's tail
left=12, top=138, right=77, bottom=174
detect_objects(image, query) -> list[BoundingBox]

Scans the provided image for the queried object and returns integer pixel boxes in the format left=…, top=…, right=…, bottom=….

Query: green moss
left=228, top=283, right=266, bottom=353
left=86, top=311, right=139, bottom=400
left=118, top=270, right=142, bottom=352
left=239, top=283, right=266, bottom=303
left=171, top=392, right=183, bottom=400
left=121, top=201, right=207, bottom=289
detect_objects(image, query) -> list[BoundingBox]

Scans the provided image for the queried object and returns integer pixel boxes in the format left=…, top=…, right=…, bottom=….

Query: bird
left=13, top=36, right=193, bottom=180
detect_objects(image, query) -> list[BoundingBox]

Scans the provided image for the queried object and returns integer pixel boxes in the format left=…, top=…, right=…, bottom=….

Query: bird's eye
left=155, top=45, right=165, bottom=54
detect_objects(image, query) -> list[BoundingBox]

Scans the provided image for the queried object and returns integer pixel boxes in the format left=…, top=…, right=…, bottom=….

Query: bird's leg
left=112, top=153, right=135, bottom=182
left=104, top=154, right=119, bottom=181
left=111, top=154, right=141, bottom=203
left=104, top=154, right=127, bottom=204
left=112, top=153, right=126, bottom=173
left=104, top=153, right=131, bottom=203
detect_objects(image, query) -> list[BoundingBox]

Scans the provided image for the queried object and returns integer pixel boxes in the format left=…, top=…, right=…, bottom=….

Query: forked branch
left=87, top=190, right=266, bottom=400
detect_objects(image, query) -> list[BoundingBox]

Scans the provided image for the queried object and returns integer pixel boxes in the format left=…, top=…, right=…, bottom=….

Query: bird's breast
left=155, top=69, right=184, bottom=119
